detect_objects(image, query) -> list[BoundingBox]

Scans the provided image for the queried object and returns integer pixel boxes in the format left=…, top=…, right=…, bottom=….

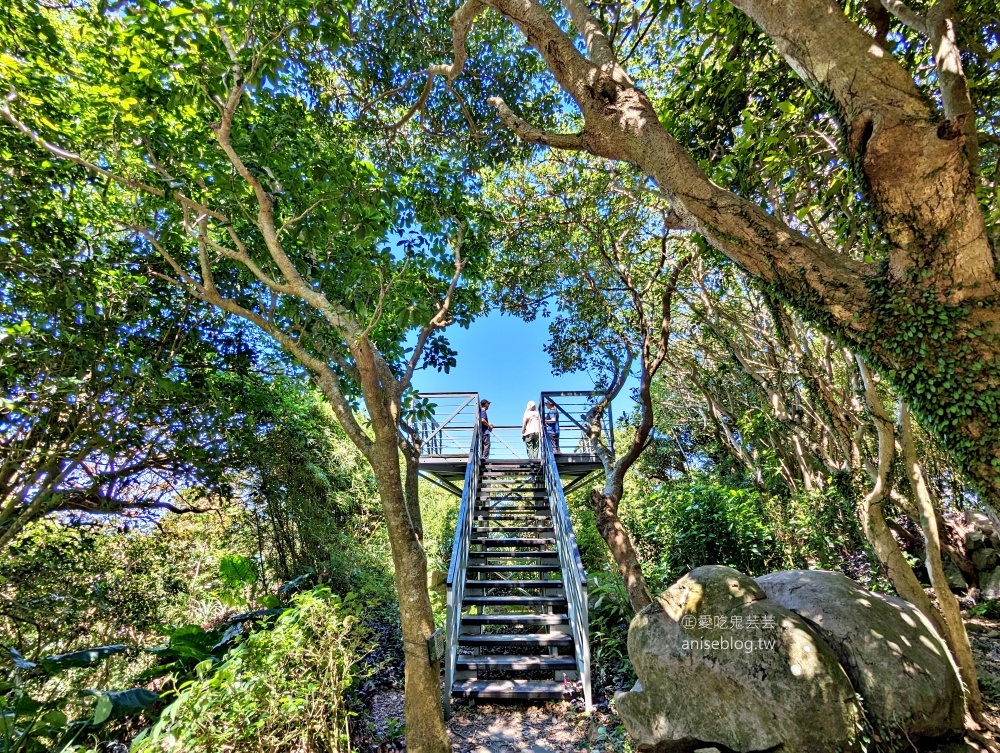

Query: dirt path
left=447, top=700, right=624, bottom=753
left=358, top=692, right=625, bottom=752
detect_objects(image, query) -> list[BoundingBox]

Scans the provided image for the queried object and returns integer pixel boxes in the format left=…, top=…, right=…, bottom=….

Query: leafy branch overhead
left=412, top=0, right=1000, bottom=505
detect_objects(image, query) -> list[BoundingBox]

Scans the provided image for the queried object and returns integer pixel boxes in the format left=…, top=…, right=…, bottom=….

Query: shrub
left=588, top=575, right=636, bottom=694
left=765, top=488, right=867, bottom=572
left=133, top=587, right=365, bottom=753
left=623, top=476, right=782, bottom=591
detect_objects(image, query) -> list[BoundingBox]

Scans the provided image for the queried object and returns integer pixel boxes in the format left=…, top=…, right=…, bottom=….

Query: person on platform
left=479, top=399, right=494, bottom=458
left=521, top=400, right=541, bottom=459
left=544, top=399, right=560, bottom=454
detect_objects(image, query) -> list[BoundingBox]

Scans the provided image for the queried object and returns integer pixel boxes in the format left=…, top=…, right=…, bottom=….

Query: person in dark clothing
left=544, top=399, right=560, bottom=454
left=479, top=399, right=494, bottom=458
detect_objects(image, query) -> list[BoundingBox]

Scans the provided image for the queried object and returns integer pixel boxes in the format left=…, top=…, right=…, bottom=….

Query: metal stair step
left=471, top=537, right=556, bottom=546
left=478, top=491, right=546, bottom=496
left=465, top=579, right=564, bottom=588
left=463, top=595, right=567, bottom=607
left=480, top=476, right=542, bottom=481
left=480, top=472, right=542, bottom=478
left=478, top=488, right=546, bottom=494
left=451, top=679, right=573, bottom=700
left=467, top=565, right=561, bottom=573
left=468, top=551, right=558, bottom=559
left=459, top=633, right=573, bottom=647
left=473, top=513, right=552, bottom=520
left=475, top=505, right=550, bottom=512
left=455, top=655, right=577, bottom=671
left=472, top=526, right=554, bottom=533
left=461, top=613, right=570, bottom=626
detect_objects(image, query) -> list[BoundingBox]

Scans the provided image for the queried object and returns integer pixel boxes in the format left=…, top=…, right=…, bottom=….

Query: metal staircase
left=443, top=423, right=592, bottom=714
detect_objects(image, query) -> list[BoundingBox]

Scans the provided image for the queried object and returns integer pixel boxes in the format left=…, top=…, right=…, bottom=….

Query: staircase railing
left=443, top=421, right=481, bottom=718
left=539, top=426, right=593, bottom=711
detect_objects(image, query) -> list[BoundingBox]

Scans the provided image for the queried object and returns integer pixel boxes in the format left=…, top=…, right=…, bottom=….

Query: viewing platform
left=413, top=391, right=612, bottom=496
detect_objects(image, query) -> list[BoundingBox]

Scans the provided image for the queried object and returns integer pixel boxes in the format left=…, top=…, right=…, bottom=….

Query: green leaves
left=37, top=645, right=128, bottom=674
left=89, top=688, right=160, bottom=724
left=7, top=645, right=128, bottom=676
left=219, top=555, right=260, bottom=589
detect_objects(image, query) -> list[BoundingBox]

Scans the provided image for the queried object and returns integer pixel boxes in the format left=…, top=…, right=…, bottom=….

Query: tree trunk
left=401, top=439, right=425, bottom=541
left=858, top=486, right=945, bottom=636
left=592, top=489, right=653, bottom=612
left=369, top=437, right=449, bottom=753
left=856, top=359, right=946, bottom=635
left=337, top=342, right=448, bottom=753
left=900, top=404, right=983, bottom=721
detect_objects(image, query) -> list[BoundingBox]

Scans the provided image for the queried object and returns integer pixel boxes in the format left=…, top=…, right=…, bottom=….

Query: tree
left=486, top=155, right=691, bottom=612
left=419, top=0, right=1000, bottom=516
left=1, top=121, right=258, bottom=547
left=660, top=260, right=988, bottom=716
left=1, top=4, right=488, bottom=749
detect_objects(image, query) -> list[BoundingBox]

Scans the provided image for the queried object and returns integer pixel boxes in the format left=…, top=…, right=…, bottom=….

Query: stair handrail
left=443, top=418, right=481, bottom=717
left=539, top=423, right=593, bottom=711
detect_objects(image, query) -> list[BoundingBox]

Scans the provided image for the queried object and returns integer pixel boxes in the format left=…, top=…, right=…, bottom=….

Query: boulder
left=756, top=570, right=964, bottom=740
left=942, top=557, right=968, bottom=590
left=965, top=530, right=986, bottom=551
left=972, top=547, right=998, bottom=572
left=981, top=566, right=1000, bottom=600
left=965, top=511, right=993, bottom=528
left=616, top=566, right=861, bottom=753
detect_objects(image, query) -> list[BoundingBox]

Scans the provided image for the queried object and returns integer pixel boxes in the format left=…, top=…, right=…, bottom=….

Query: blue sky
left=410, top=311, right=602, bottom=428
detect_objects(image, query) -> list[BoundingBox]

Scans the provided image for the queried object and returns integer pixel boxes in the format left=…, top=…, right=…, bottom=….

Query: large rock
left=980, top=566, right=1000, bottom=600
left=756, top=570, right=964, bottom=740
left=972, top=547, right=998, bottom=572
left=942, top=557, right=968, bottom=590
left=966, top=530, right=986, bottom=551
left=616, top=566, right=861, bottom=753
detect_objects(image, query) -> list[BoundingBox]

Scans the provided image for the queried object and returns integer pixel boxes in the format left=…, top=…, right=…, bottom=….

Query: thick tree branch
left=879, top=0, right=927, bottom=31
left=726, top=0, right=990, bottom=288
left=560, top=0, right=620, bottom=71
left=487, top=97, right=591, bottom=150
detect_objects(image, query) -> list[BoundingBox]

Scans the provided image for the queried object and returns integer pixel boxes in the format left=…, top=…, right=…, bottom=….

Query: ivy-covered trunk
left=440, top=0, right=1000, bottom=509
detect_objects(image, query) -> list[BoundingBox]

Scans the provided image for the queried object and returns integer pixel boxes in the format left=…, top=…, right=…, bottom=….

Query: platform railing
left=415, top=392, right=479, bottom=457
left=443, top=421, right=481, bottom=718
left=539, top=419, right=593, bottom=711
left=540, top=391, right=614, bottom=458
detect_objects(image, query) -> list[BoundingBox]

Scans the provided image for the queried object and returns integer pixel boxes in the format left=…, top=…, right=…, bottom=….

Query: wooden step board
left=472, top=527, right=555, bottom=534
left=476, top=506, right=550, bottom=513
left=468, top=551, right=558, bottom=559
left=467, top=565, right=561, bottom=573
left=471, top=537, right=556, bottom=546
left=451, top=680, right=572, bottom=700
left=465, top=579, right=564, bottom=589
